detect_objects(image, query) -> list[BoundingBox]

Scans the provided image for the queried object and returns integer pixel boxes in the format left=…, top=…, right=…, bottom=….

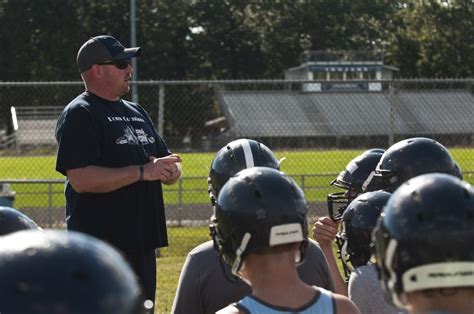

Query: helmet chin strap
left=340, top=240, right=354, bottom=275
left=278, top=157, right=287, bottom=166
left=231, top=232, right=252, bottom=277
left=294, top=248, right=302, bottom=264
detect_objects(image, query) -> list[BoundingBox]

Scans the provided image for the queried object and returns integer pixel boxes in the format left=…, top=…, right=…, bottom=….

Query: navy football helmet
left=210, top=167, right=308, bottom=276
left=327, top=149, right=384, bottom=220
left=363, top=148, right=385, bottom=154
left=0, top=230, right=144, bottom=313
left=336, top=191, right=391, bottom=279
left=372, top=173, right=474, bottom=308
left=454, top=161, right=463, bottom=180
left=0, top=206, right=40, bottom=235
left=363, top=137, right=460, bottom=192
left=208, top=138, right=280, bottom=206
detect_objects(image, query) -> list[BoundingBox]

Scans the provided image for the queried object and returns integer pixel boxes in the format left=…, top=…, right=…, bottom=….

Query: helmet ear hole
left=467, top=210, right=474, bottom=220
left=71, top=270, right=88, bottom=281
left=415, top=212, right=424, bottom=222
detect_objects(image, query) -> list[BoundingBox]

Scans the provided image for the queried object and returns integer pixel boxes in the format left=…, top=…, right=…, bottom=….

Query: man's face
left=99, top=60, right=132, bottom=97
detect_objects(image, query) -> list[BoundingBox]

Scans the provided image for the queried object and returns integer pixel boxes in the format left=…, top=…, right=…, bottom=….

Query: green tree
left=389, top=0, right=474, bottom=77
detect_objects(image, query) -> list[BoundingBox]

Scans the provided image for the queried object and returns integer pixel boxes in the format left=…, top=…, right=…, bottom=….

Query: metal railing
left=0, top=173, right=339, bottom=228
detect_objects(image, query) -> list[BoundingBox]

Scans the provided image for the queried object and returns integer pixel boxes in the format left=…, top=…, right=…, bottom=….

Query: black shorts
left=124, top=249, right=157, bottom=307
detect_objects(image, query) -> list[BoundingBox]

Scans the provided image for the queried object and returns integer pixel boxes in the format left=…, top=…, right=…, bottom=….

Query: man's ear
left=90, top=64, right=103, bottom=78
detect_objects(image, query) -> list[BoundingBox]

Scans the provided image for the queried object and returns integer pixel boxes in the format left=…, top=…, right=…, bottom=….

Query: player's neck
left=252, top=278, right=315, bottom=309
left=245, top=255, right=315, bottom=308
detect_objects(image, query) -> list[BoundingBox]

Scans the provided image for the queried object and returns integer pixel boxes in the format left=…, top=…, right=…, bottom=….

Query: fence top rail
left=0, top=173, right=341, bottom=185
left=14, top=106, right=64, bottom=116
left=0, top=179, right=66, bottom=184
left=0, top=78, right=472, bottom=86
left=15, top=106, right=64, bottom=111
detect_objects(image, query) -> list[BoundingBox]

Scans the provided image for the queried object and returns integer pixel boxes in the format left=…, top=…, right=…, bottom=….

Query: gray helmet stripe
left=241, top=140, right=255, bottom=168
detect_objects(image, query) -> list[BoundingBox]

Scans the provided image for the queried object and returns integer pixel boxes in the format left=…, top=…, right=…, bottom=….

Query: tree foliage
left=0, top=0, right=472, bottom=136
left=1, top=0, right=472, bottom=81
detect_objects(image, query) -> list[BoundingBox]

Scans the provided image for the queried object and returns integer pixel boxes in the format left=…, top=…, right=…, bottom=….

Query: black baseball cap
left=77, top=35, right=141, bottom=73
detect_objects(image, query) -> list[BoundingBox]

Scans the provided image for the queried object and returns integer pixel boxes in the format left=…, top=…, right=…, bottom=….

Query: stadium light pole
left=130, top=0, right=138, bottom=103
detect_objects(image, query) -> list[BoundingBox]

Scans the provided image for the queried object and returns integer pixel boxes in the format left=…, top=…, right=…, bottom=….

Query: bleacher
left=218, top=90, right=473, bottom=139
left=11, top=106, right=63, bottom=146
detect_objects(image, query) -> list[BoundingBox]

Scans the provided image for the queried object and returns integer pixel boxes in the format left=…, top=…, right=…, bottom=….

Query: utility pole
left=130, top=0, right=138, bottom=103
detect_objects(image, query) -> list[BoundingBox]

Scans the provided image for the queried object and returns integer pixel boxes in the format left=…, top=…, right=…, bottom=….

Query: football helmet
left=327, top=149, right=384, bottom=220
left=0, top=206, right=40, bottom=235
left=363, top=148, right=385, bottom=154
left=454, top=161, right=463, bottom=180
left=208, top=138, right=280, bottom=206
left=0, top=230, right=144, bottom=313
left=372, top=173, right=474, bottom=308
left=363, top=137, right=460, bottom=192
left=210, top=167, right=308, bottom=276
left=336, top=190, right=391, bottom=279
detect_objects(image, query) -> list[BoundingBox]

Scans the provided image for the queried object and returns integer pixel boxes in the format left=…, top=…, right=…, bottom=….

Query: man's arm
left=313, top=216, right=348, bottom=296
left=67, top=165, right=141, bottom=193
left=67, top=154, right=182, bottom=193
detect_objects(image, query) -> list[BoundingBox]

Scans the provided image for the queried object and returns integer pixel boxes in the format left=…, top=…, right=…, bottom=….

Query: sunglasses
left=98, top=59, right=131, bottom=70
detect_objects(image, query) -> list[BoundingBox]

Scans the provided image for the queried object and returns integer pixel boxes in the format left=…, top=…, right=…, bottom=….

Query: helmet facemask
left=327, top=188, right=358, bottom=221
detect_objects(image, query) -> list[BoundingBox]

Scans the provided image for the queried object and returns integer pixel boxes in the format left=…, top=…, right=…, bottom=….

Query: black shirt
left=56, top=91, right=170, bottom=252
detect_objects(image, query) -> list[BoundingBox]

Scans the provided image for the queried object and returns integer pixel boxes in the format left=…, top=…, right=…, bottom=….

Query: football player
left=172, top=138, right=335, bottom=314
left=373, top=173, right=474, bottom=313
left=340, top=191, right=401, bottom=313
left=214, top=167, right=359, bottom=313
left=315, top=149, right=384, bottom=295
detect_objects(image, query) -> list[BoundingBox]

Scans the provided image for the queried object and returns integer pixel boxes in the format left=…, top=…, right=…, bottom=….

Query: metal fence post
left=48, top=182, right=53, bottom=228
left=388, top=80, right=395, bottom=146
left=178, top=178, right=183, bottom=227
left=158, top=84, right=165, bottom=136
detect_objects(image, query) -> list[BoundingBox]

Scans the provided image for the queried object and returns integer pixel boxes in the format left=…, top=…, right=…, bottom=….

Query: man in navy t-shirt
left=55, top=35, right=182, bottom=311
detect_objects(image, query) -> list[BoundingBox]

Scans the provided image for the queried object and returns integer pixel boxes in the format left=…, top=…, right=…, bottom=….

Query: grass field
left=0, top=149, right=362, bottom=209
left=2, top=147, right=473, bottom=209
left=1, top=147, right=473, bottom=312
left=156, top=226, right=210, bottom=313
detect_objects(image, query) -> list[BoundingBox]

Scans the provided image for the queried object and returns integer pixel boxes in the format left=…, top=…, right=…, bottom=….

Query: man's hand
left=144, top=154, right=182, bottom=183
left=312, top=216, right=338, bottom=249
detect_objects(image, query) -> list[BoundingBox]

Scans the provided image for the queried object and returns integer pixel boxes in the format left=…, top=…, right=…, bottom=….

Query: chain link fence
left=0, top=78, right=473, bottom=244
